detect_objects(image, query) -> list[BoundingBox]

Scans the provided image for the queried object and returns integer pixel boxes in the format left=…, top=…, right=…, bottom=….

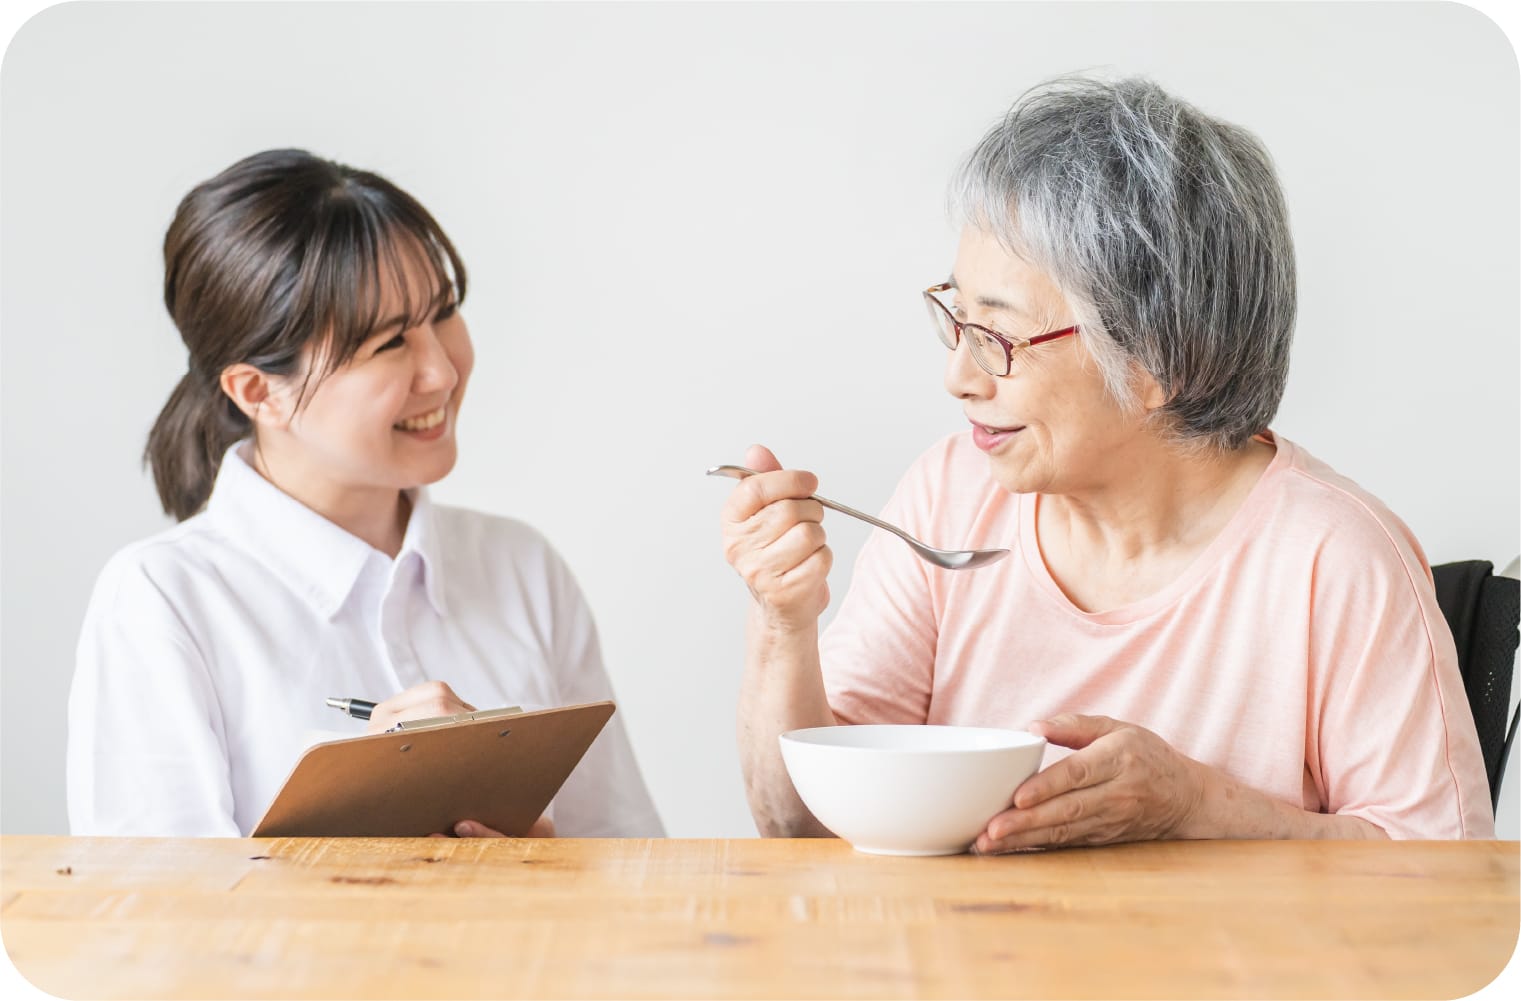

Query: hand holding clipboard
left=252, top=697, right=616, bottom=838
left=317, top=683, right=544, bottom=837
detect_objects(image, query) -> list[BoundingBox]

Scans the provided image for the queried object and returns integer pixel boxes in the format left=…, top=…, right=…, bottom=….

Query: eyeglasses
left=923, top=282, right=1078, bottom=377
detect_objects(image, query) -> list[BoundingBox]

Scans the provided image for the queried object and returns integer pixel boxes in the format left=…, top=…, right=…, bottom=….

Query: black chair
left=1432, top=560, right=1520, bottom=812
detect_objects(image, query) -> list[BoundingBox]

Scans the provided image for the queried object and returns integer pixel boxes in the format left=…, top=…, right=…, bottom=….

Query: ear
left=1132, top=364, right=1169, bottom=414
left=219, top=363, right=293, bottom=429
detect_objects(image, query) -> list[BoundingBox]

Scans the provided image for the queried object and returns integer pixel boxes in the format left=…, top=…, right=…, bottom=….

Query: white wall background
left=2, top=1, right=1517, bottom=841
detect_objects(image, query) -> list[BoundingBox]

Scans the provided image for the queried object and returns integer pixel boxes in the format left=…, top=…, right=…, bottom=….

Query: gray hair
left=950, top=75, right=1296, bottom=452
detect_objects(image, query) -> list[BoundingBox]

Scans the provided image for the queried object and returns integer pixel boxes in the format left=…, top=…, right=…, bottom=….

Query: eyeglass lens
left=926, top=295, right=1010, bottom=376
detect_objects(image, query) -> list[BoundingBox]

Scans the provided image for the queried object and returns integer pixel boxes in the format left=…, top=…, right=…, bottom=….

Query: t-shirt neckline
left=1018, top=432, right=1293, bottom=626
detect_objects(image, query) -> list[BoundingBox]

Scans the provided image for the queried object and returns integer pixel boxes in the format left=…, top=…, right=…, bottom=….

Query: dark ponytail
left=143, top=149, right=467, bottom=519
left=144, top=372, right=251, bottom=521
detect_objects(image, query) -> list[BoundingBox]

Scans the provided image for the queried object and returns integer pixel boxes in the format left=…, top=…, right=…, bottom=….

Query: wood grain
left=2, top=836, right=1515, bottom=999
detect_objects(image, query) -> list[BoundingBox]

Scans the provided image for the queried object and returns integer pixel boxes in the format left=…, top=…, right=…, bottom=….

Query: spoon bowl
left=706, top=464, right=1008, bottom=571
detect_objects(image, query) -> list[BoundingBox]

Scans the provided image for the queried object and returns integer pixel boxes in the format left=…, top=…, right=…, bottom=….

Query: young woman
left=68, top=149, right=664, bottom=839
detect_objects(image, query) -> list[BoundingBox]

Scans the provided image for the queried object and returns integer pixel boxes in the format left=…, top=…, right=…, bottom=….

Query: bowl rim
left=779, top=724, right=1046, bottom=753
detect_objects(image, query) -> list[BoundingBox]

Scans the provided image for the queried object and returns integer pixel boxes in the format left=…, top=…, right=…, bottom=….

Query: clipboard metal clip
left=384, top=705, right=524, bottom=733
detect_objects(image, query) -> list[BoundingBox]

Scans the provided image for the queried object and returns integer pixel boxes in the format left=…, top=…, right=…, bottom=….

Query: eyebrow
left=947, top=274, right=1027, bottom=315
left=369, top=287, right=455, bottom=337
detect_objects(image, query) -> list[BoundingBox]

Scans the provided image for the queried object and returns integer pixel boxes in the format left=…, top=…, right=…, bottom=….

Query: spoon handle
left=811, top=494, right=912, bottom=541
left=705, top=464, right=912, bottom=545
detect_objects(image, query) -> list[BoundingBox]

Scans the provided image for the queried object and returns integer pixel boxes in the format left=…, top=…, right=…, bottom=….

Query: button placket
left=380, top=554, right=427, bottom=690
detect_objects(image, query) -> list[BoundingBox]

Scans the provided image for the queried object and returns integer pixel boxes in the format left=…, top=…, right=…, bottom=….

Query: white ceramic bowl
left=779, top=725, right=1047, bottom=856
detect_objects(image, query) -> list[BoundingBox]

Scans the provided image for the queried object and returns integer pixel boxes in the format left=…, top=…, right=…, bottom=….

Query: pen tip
left=325, top=698, right=343, bottom=710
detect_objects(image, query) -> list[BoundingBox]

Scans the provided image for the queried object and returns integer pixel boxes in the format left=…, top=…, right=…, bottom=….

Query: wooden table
left=2, top=836, right=1515, bottom=999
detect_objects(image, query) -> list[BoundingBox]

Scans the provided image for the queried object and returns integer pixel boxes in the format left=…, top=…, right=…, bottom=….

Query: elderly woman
left=719, top=76, right=1494, bottom=847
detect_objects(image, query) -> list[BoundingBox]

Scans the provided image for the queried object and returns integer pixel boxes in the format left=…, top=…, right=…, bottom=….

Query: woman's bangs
left=285, top=178, right=468, bottom=397
left=310, top=212, right=462, bottom=377
left=377, top=226, right=457, bottom=331
left=303, top=214, right=386, bottom=378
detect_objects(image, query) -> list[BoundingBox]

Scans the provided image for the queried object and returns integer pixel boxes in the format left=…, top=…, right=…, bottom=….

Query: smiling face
left=944, top=226, right=1154, bottom=496
left=263, top=241, right=474, bottom=501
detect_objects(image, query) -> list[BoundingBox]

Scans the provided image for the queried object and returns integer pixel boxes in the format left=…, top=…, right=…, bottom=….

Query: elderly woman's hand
left=719, top=444, right=831, bottom=631
left=974, top=714, right=1206, bottom=852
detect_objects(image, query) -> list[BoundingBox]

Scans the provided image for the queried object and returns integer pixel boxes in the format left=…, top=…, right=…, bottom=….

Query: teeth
left=395, top=407, right=446, bottom=432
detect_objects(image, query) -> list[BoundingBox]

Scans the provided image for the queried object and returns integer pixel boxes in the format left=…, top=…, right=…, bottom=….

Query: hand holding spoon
left=706, top=465, right=1008, bottom=571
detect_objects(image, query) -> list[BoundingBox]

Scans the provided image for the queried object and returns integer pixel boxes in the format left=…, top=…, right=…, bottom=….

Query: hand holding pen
left=327, top=680, right=476, bottom=736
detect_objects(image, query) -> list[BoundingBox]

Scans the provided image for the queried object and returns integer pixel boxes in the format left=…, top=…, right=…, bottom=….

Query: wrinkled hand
left=365, top=680, right=475, bottom=735
left=429, top=816, right=556, bottom=839
left=975, top=714, right=1205, bottom=853
left=719, top=444, right=831, bottom=630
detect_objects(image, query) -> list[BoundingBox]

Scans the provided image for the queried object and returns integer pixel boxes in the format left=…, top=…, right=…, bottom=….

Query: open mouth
left=394, top=407, right=446, bottom=432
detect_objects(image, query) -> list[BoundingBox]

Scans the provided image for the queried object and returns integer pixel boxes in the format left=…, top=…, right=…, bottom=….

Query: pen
left=326, top=697, right=377, bottom=721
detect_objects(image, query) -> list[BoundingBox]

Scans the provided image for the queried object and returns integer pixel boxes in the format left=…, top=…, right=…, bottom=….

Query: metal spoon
left=706, top=464, right=1009, bottom=571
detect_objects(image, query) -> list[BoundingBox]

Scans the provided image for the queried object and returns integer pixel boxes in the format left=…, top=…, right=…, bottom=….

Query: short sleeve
left=818, top=448, right=941, bottom=725
left=67, top=551, right=240, bottom=836
left=1306, top=513, right=1494, bottom=839
left=540, top=544, right=665, bottom=838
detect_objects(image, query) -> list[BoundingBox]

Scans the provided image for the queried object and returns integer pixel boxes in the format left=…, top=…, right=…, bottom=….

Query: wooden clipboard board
left=251, top=701, right=615, bottom=838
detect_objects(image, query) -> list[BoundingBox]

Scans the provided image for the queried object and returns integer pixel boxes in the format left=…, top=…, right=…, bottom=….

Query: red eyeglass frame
left=923, top=281, right=1079, bottom=376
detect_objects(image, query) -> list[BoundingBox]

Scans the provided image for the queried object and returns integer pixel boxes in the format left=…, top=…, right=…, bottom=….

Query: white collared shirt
left=67, top=444, right=664, bottom=838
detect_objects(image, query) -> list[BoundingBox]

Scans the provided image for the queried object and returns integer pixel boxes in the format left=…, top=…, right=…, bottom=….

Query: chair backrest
left=1431, top=560, right=1520, bottom=811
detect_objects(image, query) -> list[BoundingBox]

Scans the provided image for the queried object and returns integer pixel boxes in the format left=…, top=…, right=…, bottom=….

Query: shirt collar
left=205, top=443, right=449, bottom=620
left=399, top=483, right=450, bottom=618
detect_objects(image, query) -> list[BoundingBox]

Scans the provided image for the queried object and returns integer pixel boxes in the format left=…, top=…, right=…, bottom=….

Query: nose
left=412, top=323, right=459, bottom=396
left=943, top=335, right=994, bottom=401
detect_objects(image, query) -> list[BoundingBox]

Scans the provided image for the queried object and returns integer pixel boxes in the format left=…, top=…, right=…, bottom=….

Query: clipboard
left=251, top=701, right=615, bottom=837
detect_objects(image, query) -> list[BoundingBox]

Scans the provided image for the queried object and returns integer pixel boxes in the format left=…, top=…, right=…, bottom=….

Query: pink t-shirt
left=819, top=431, right=1494, bottom=839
